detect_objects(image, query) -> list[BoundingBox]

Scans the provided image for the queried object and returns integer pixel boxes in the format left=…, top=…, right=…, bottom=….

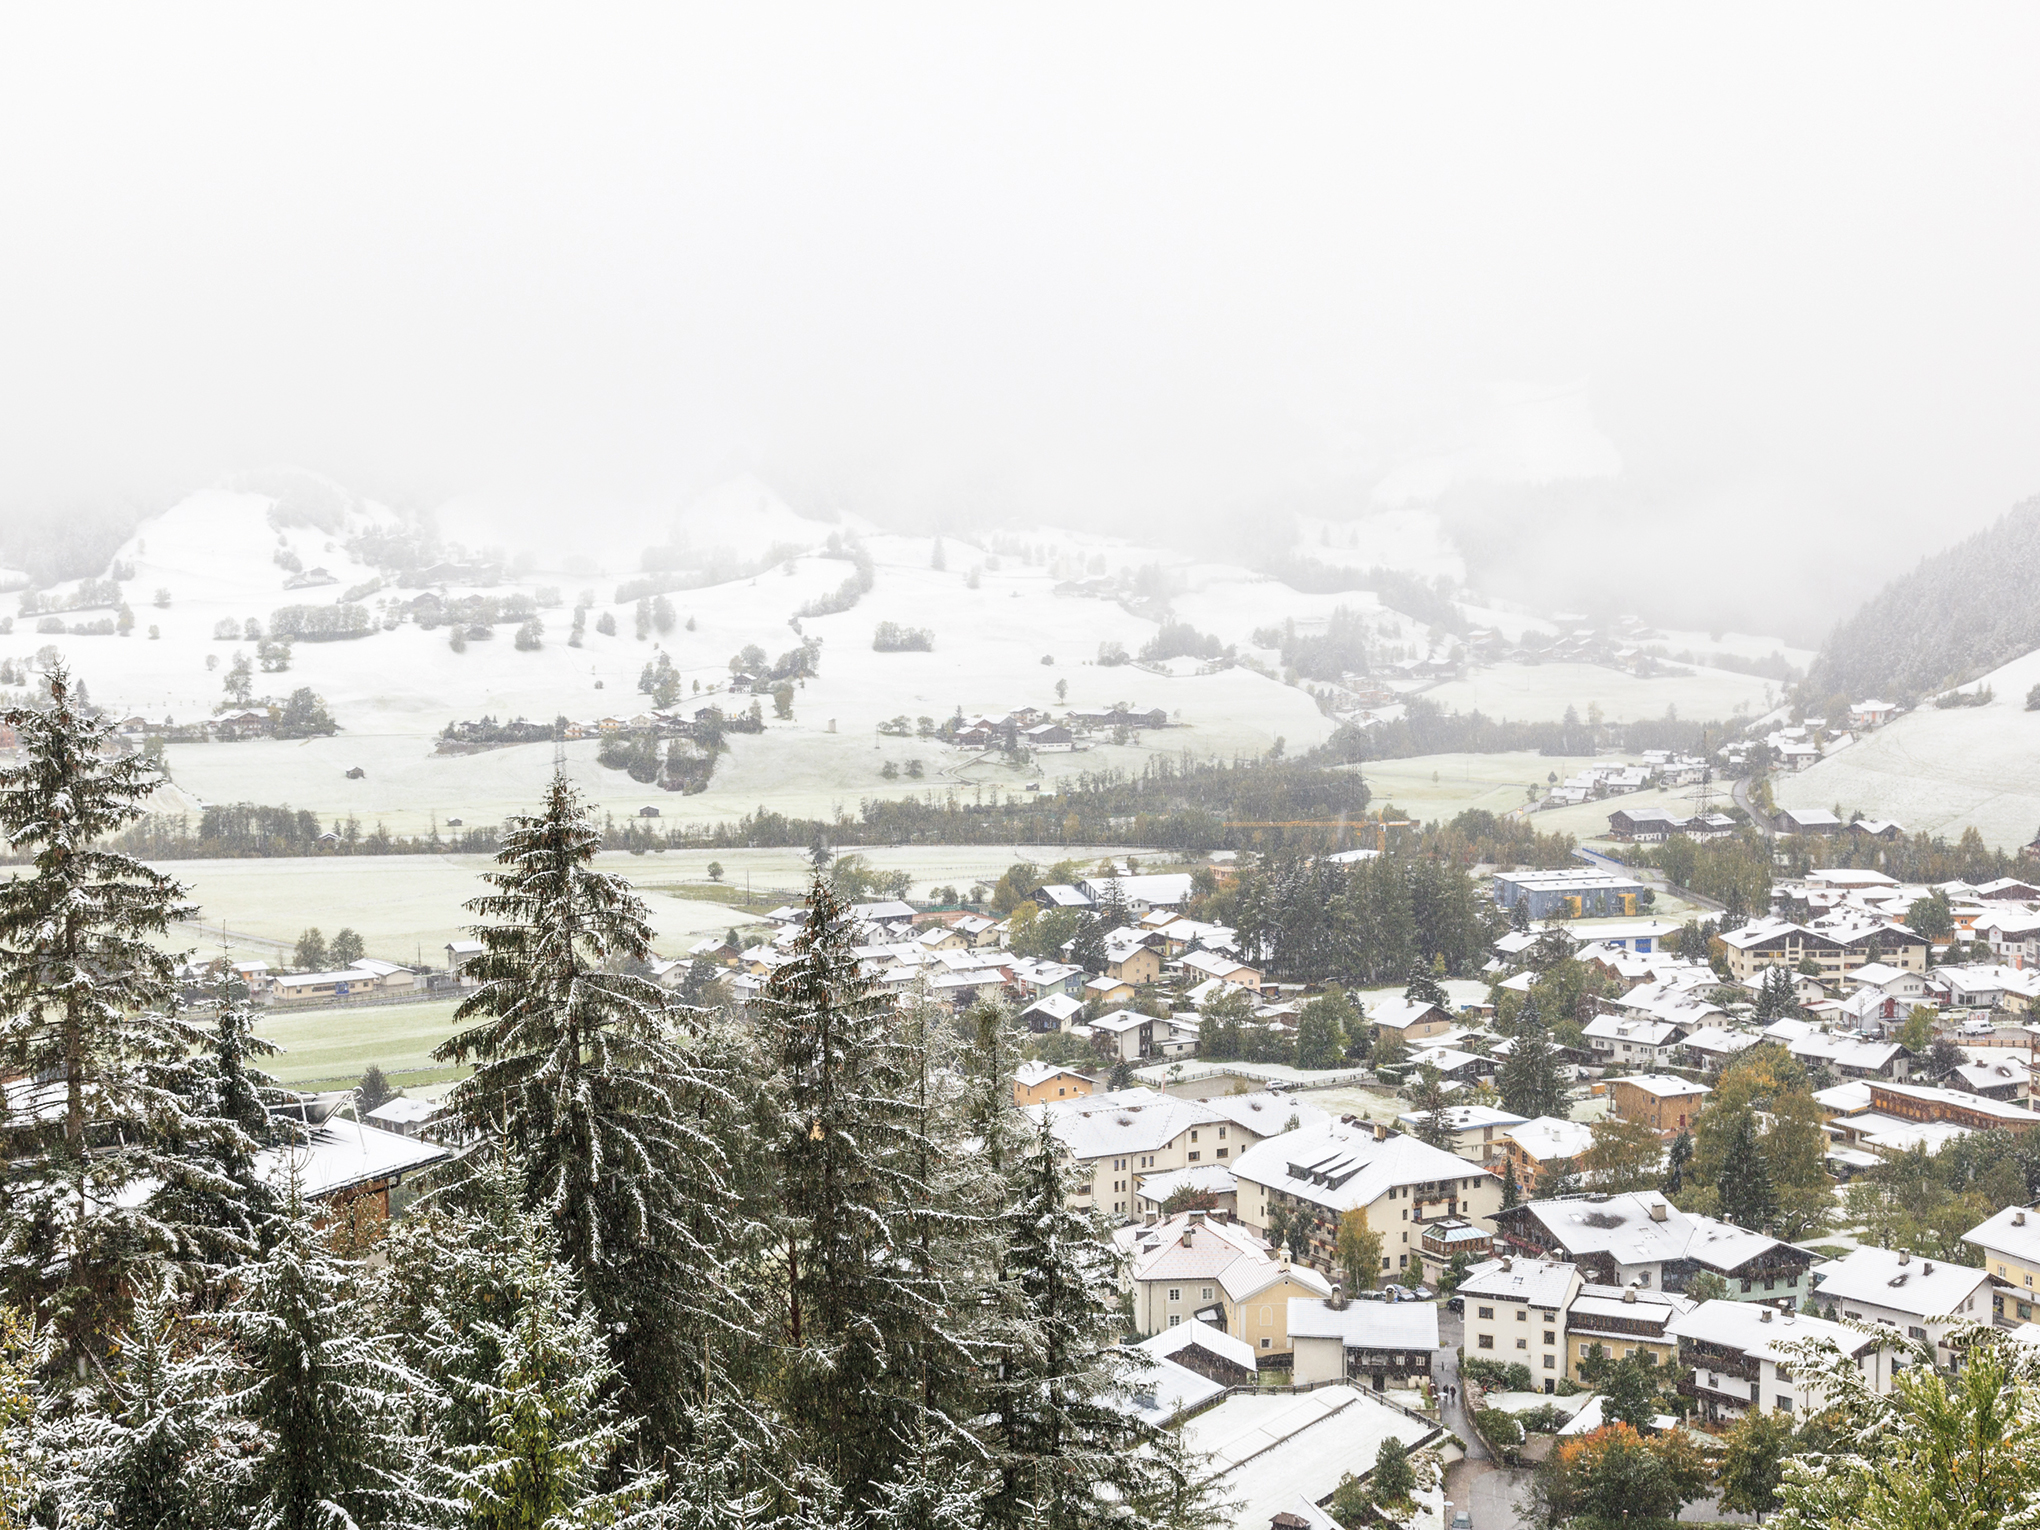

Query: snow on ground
left=1775, top=645, right=2040, bottom=851
left=1653, top=626, right=1816, bottom=672
left=157, top=845, right=1150, bottom=966
left=1357, top=751, right=1638, bottom=825
left=18, top=488, right=1328, bottom=836
left=1421, top=660, right=1776, bottom=724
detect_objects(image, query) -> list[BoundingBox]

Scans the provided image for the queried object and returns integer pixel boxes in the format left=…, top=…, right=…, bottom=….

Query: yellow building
left=1963, top=1204, right=2040, bottom=1325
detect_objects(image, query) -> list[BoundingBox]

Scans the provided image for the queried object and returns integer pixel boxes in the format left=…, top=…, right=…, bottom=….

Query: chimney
left=1501, top=1255, right=1513, bottom=1271
left=1330, top=1281, right=1348, bottom=1311
left=1898, top=1251, right=1910, bottom=1266
left=2017, top=1212, right=2029, bottom=1227
left=1924, top=1262, right=1935, bottom=1275
left=1182, top=1227, right=1194, bottom=1248
left=1622, top=1287, right=1638, bottom=1304
left=1648, top=1200, right=1668, bottom=1222
left=1760, top=1308, right=1774, bottom=1323
left=1372, top=1121, right=1389, bottom=1142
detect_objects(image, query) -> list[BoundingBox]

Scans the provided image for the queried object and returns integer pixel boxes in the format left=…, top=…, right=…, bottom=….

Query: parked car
left=1446, top=1295, right=1464, bottom=1314
left=1450, top=1511, right=1473, bottom=1530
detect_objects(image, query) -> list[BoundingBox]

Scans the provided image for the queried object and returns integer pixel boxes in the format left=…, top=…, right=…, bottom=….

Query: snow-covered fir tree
left=218, top=1185, right=433, bottom=1530
left=983, top=1116, right=1219, bottom=1530
left=39, top=1277, right=246, bottom=1528
left=761, top=869, right=995, bottom=1506
left=434, top=770, right=742, bottom=1449
left=0, top=662, right=219, bottom=1367
left=452, top=1212, right=653, bottom=1530
left=1497, top=1000, right=1569, bottom=1122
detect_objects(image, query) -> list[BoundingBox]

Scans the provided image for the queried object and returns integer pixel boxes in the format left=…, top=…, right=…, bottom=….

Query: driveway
left=1436, top=1307, right=1536, bottom=1529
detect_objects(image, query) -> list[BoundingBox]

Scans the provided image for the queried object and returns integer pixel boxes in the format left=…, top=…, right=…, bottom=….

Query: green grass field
left=257, top=997, right=469, bottom=1089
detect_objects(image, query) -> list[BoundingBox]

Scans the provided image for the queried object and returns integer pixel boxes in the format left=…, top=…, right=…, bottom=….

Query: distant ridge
left=1804, top=495, right=2040, bottom=705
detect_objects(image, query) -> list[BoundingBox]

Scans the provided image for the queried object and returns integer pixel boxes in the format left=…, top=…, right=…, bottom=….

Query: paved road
left=1731, top=772, right=1776, bottom=837
left=1436, top=1308, right=1536, bottom=1530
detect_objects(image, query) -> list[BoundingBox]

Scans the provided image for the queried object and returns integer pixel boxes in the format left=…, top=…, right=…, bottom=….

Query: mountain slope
left=1804, top=496, right=2040, bottom=703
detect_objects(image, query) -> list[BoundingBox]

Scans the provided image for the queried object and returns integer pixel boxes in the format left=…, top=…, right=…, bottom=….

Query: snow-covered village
left=6, top=10, right=2040, bottom=1530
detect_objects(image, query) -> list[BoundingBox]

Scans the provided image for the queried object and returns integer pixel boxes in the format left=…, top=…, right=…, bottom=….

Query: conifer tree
left=43, top=1279, right=243, bottom=1527
left=0, top=663, right=216, bottom=1364
left=1714, top=1109, right=1778, bottom=1232
left=1407, top=1065, right=1457, bottom=1150
left=452, top=1218, right=651, bottom=1530
left=219, top=1189, right=430, bottom=1530
left=1402, top=959, right=1448, bottom=1011
left=984, top=1116, right=1217, bottom=1529
left=435, top=771, right=740, bottom=1446
left=1500, top=1158, right=1521, bottom=1210
left=761, top=870, right=961, bottom=1503
left=1497, top=1002, right=1569, bottom=1122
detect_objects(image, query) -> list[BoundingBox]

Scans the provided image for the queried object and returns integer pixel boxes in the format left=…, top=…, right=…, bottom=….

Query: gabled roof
left=1287, top=1298, right=1440, bottom=1350
left=1963, top=1203, right=2040, bottom=1265
left=1455, top=1255, right=1580, bottom=1309
left=1137, top=1317, right=1259, bottom=1374
left=1230, top=1120, right=1488, bottom=1215
left=1504, top=1116, right=1593, bottom=1163
left=1368, top=997, right=1450, bottom=1031
left=1508, top=1192, right=1791, bottom=1275
left=1811, top=1244, right=1992, bottom=1319
left=1669, top=1299, right=1876, bottom=1361
left=1201, top=1092, right=1327, bottom=1137
left=1028, top=1087, right=1221, bottom=1159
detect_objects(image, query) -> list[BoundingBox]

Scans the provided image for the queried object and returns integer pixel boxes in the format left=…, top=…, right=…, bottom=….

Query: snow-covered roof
left=1810, top=1244, right=1993, bottom=1320
left=1455, top=1255, right=1580, bottom=1309
left=1392, top=1103, right=1524, bottom=1134
left=1014, top=1060, right=1090, bottom=1089
left=1611, top=1073, right=1710, bottom=1099
left=1137, top=1316, right=1259, bottom=1374
left=1368, top=996, right=1450, bottom=1032
left=1128, top=1211, right=1271, bottom=1283
left=254, top=1119, right=449, bottom=1201
left=1669, top=1299, right=1876, bottom=1362
left=1583, top=1014, right=1684, bottom=1046
left=1504, top=1116, right=1593, bottom=1163
left=1028, top=1087, right=1220, bottom=1160
left=1201, top=1091, right=1327, bottom=1138
left=1287, top=1297, right=1440, bottom=1351
left=1222, top=1258, right=1333, bottom=1304
left=1965, top=1204, right=2040, bottom=1266
left=1229, top=1120, right=1489, bottom=1216
left=1511, top=1192, right=1789, bottom=1275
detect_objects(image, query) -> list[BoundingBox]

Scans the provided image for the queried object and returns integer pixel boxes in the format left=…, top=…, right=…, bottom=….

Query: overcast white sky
left=2, top=5, right=2037, bottom=632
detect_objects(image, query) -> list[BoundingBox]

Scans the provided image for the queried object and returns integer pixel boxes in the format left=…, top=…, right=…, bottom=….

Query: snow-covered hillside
left=1775, top=645, right=2040, bottom=851
left=4, top=474, right=1814, bottom=835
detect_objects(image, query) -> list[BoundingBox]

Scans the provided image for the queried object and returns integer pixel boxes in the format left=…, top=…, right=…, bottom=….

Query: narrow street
left=1437, top=1307, right=1534, bottom=1530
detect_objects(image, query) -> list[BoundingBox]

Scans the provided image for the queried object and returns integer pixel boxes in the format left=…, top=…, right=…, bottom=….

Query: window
left=1579, top=1344, right=1593, bottom=1358
left=1741, top=1279, right=1753, bottom=1293
left=1775, top=1396, right=1793, bottom=1413
left=1516, top=1310, right=1528, bottom=1322
left=1260, top=1337, right=1271, bottom=1349
left=1189, top=1131, right=1198, bottom=1142
left=1478, top=1306, right=1493, bottom=1320
left=1543, top=1331, right=1555, bottom=1345
left=1168, top=1315, right=1180, bottom=1328
left=1201, top=1287, right=1213, bottom=1301
left=1188, top=1152, right=1200, bottom=1162
left=1168, top=1288, right=1181, bottom=1303
left=1217, top=1147, right=1228, bottom=1159
left=1515, top=1337, right=1529, bottom=1350
left=1908, top=1325, right=1928, bottom=1340
left=1543, top=1355, right=1555, bottom=1369
left=1477, top=1335, right=1494, bottom=1350
left=1218, top=1127, right=1228, bottom=1139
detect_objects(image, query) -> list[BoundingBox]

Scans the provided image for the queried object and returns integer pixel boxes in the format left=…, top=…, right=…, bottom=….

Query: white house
left=1809, top=1245, right=1994, bottom=1368
left=1669, top=1300, right=1892, bottom=1422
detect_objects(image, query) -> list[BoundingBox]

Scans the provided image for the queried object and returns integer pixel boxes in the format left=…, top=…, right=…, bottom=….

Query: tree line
left=0, top=667, right=1223, bottom=1530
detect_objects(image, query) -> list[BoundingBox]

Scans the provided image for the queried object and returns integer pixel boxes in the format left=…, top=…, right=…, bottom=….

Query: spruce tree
left=451, top=1218, right=651, bottom=1530
left=0, top=663, right=214, bottom=1364
left=1501, top=1158, right=1521, bottom=1210
left=761, top=869, right=961, bottom=1503
left=1714, top=1110, right=1778, bottom=1232
left=219, top=1189, right=429, bottom=1530
left=1402, top=959, right=1448, bottom=1011
left=43, top=1278, right=243, bottom=1529
left=435, top=771, right=740, bottom=1447
left=1497, top=1002, right=1569, bottom=1122
left=984, top=1116, right=1217, bottom=1530
left=1407, top=1065, right=1456, bottom=1150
